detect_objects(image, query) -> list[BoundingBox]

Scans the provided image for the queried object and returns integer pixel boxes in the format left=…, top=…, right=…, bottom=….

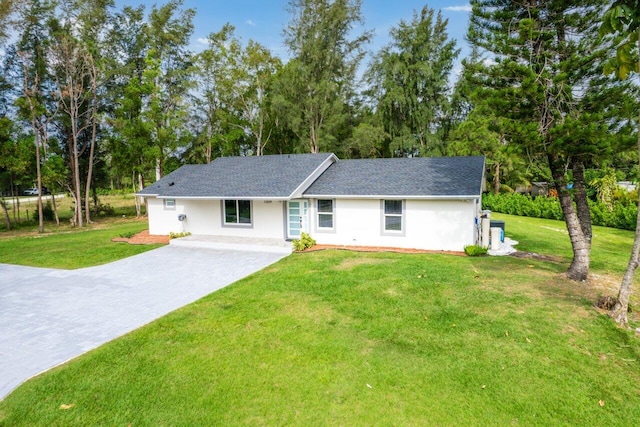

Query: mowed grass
left=0, top=215, right=639, bottom=425
left=0, top=217, right=161, bottom=269
left=493, top=212, right=636, bottom=275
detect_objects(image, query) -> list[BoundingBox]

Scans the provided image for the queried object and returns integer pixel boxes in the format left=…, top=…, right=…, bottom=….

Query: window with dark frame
left=317, top=199, right=334, bottom=229
left=383, top=200, right=403, bottom=232
left=224, top=200, right=252, bottom=225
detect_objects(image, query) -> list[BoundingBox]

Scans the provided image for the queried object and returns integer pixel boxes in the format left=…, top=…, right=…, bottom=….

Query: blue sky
left=116, top=0, right=472, bottom=71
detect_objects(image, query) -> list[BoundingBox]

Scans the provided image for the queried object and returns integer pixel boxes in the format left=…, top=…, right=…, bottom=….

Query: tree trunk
left=493, top=162, right=500, bottom=195
left=84, top=57, right=98, bottom=226
left=0, top=199, right=10, bottom=230
left=84, top=115, right=97, bottom=225
left=309, top=121, right=318, bottom=153
left=138, top=171, right=145, bottom=217
left=155, top=158, right=162, bottom=181
left=10, top=175, right=16, bottom=222
left=549, top=154, right=590, bottom=281
left=73, top=136, right=83, bottom=228
left=34, top=121, right=44, bottom=233
left=571, top=159, right=592, bottom=250
left=610, top=33, right=640, bottom=326
left=610, top=201, right=640, bottom=326
left=133, top=170, right=141, bottom=218
left=51, top=191, right=60, bottom=226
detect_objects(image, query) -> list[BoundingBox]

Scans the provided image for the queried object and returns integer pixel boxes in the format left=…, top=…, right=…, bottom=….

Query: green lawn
left=0, top=218, right=162, bottom=269
left=493, top=212, right=635, bottom=275
left=0, top=215, right=638, bottom=425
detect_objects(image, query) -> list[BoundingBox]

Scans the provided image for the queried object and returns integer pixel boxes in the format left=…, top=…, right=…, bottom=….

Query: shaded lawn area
left=492, top=212, right=637, bottom=276
left=1, top=230, right=639, bottom=425
left=0, top=218, right=162, bottom=269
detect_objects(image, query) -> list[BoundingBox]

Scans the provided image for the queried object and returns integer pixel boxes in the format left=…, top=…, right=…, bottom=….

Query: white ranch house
left=138, top=153, right=486, bottom=252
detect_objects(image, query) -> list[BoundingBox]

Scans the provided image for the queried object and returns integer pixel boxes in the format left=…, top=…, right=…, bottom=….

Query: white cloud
left=483, top=58, right=497, bottom=67
left=197, top=37, right=209, bottom=45
left=246, top=20, right=256, bottom=27
left=443, top=5, right=472, bottom=13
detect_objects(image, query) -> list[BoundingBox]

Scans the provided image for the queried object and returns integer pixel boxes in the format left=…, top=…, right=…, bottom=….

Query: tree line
left=0, top=0, right=454, bottom=225
left=1, top=0, right=639, bottom=321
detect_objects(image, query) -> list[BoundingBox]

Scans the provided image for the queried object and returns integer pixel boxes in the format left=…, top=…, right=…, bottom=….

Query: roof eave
left=151, top=195, right=290, bottom=201
left=302, top=194, right=481, bottom=200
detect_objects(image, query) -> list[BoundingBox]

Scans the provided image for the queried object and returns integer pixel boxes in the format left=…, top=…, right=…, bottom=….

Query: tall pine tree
left=274, top=0, right=370, bottom=153
left=367, top=6, right=458, bottom=157
left=468, top=0, right=630, bottom=281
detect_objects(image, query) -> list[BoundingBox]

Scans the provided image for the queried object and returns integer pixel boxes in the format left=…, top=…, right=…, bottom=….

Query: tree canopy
left=0, top=0, right=637, bottom=255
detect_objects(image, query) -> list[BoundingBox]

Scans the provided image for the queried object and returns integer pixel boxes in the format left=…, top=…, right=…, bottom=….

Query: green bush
left=32, top=203, right=55, bottom=221
left=482, top=193, right=563, bottom=220
left=482, top=193, right=637, bottom=230
left=464, top=244, right=488, bottom=257
left=169, top=231, right=191, bottom=239
left=92, top=203, right=115, bottom=216
left=292, top=232, right=316, bottom=251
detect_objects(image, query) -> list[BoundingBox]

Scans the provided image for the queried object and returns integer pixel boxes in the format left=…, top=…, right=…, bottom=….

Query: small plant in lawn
left=169, top=231, right=191, bottom=239
left=119, top=231, right=137, bottom=239
left=464, top=244, right=488, bottom=256
left=292, top=232, right=316, bottom=251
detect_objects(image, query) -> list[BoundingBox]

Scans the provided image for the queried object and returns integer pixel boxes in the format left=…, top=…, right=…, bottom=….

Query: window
left=224, top=200, right=252, bottom=225
left=163, top=199, right=175, bottom=210
left=317, top=199, right=334, bottom=229
left=383, top=200, right=403, bottom=232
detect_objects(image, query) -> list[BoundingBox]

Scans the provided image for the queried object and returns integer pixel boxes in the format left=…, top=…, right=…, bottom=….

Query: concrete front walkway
left=170, top=234, right=293, bottom=254
left=0, top=245, right=289, bottom=400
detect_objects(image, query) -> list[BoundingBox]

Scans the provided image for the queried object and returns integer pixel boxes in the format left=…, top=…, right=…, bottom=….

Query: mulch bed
left=111, top=230, right=170, bottom=245
left=304, top=244, right=465, bottom=255
left=111, top=233, right=467, bottom=255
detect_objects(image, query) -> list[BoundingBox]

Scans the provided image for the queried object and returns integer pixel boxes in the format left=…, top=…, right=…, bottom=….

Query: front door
left=287, top=200, right=308, bottom=239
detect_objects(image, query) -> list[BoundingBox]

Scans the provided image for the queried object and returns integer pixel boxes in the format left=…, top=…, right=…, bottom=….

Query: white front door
left=287, top=200, right=308, bottom=239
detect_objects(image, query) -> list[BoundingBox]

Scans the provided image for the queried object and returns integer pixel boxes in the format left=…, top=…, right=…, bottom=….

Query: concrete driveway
left=0, top=245, right=288, bottom=400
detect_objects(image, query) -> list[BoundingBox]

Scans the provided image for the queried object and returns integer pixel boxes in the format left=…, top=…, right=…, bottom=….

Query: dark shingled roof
left=138, top=153, right=335, bottom=198
left=304, top=156, right=485, bottom=197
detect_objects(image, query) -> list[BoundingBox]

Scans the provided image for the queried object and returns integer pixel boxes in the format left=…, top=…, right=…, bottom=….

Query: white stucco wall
left=308, top=198, right=478, bottom=252
left=147, top=198, right=286, bottom=239
left=147, top=196, right=479, bottom=251
left=147, top=198, right=184, bottom=235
